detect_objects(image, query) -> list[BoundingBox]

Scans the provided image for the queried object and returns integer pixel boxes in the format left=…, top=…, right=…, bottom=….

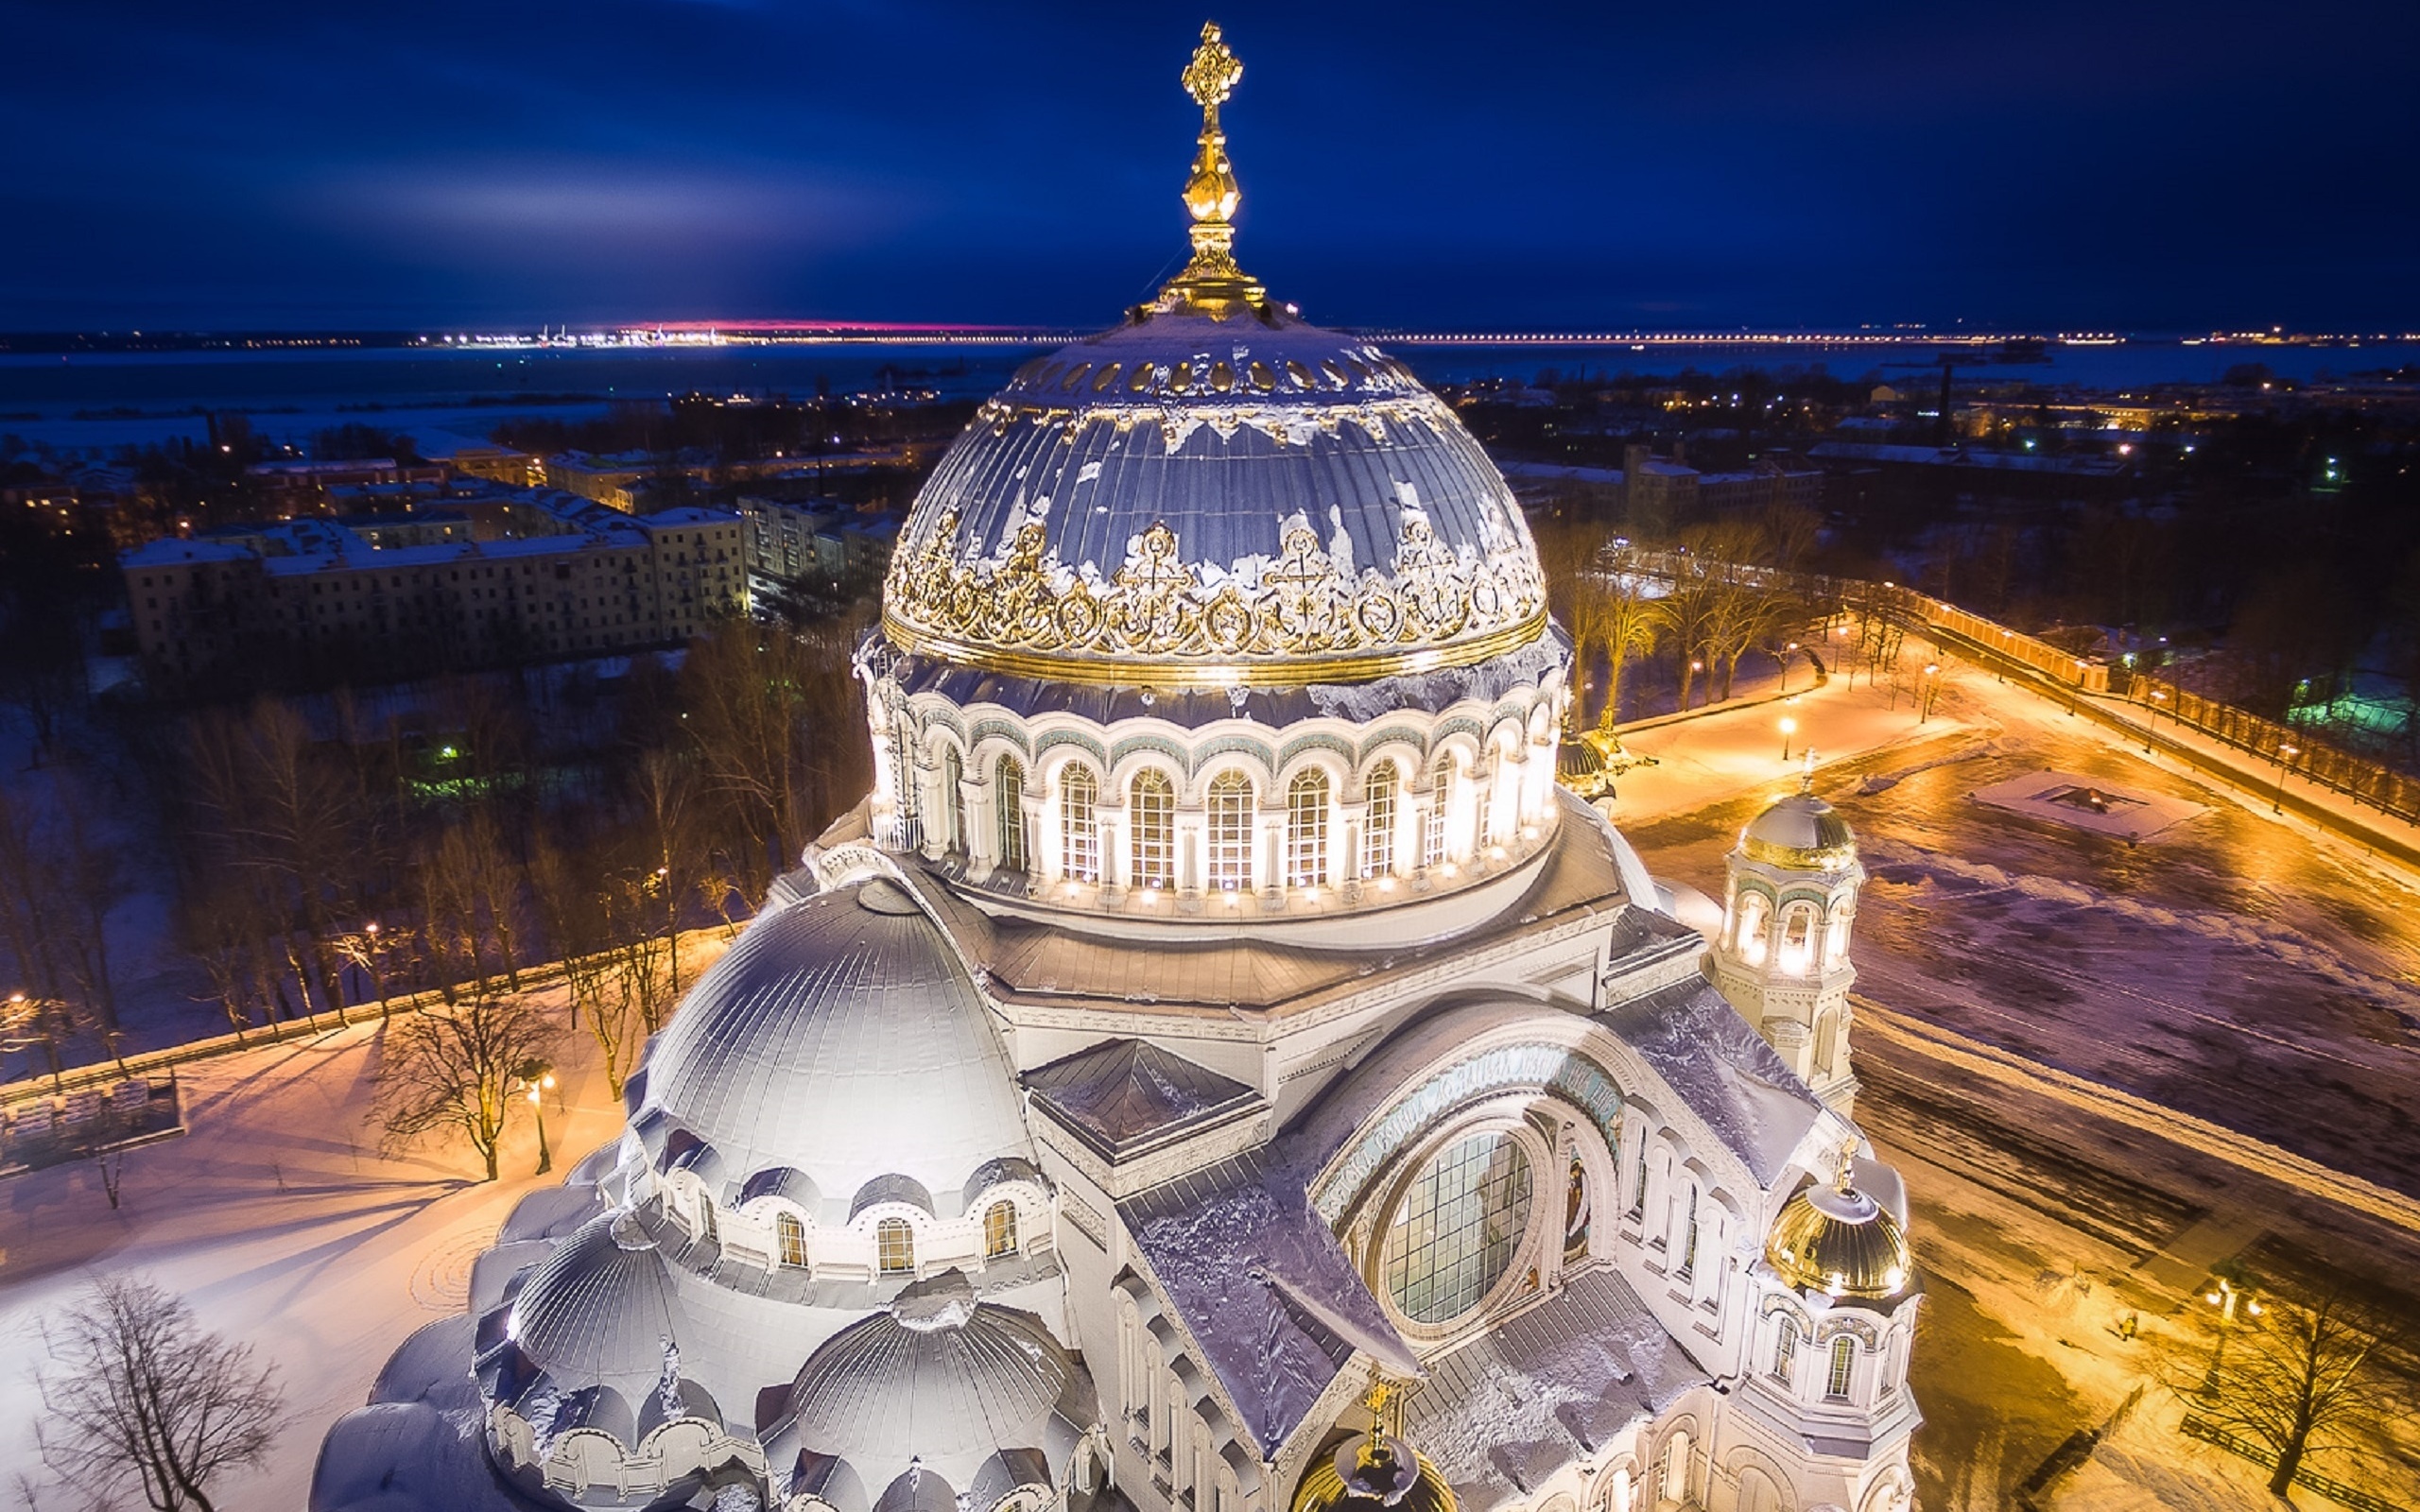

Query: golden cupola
left=1765, top=1158, right=1915, bottom=1300
left=877, top=21, right=1549, bottom=693
left=1291, top=1382, right=1457, bottom=1512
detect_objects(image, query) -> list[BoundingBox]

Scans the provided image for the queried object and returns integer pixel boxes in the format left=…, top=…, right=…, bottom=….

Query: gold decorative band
left=880, top=609, right=1549, bottom=690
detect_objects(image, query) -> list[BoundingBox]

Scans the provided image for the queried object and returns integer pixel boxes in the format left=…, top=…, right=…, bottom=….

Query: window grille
left=876, top=1217, right=915, bottom=1275
left=984, top=1201, right=1019, bottom=1258
left=1131, top=771, right=1175, bottom=888
left=1208, top=773, right=1253, bottom=890
left=1062, top=765, right=1100, bottom=883
left=997, top=758, right=1029, bottom=871
left=1362, top=764, right=1398, bottom=878
left=1287, top=769, right=1330, bottom=888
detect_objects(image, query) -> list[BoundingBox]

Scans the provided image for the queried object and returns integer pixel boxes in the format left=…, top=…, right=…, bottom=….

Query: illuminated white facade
left=313, top=26, right=1923, bottom=1512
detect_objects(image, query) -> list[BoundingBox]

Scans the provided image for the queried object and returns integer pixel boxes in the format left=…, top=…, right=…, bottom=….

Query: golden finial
left=1164, top=21, right=1266, bottom=317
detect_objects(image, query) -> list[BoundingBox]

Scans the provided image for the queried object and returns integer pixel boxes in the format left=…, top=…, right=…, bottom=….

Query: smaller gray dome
left=778, top=1271, right=1085, bottom=1490
left=637, top=881, right=1032, bottom=1209
left=1739, top=789, right=1858, bottom=872
left=505, top=1211, right=687, bottom=1397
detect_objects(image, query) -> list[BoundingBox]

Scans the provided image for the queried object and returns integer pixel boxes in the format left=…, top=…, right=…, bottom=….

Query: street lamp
left=363, top=921, right=390, bottom=1021
left=1780, top=642, right=1800, bottom=695
left=2199, top=1276, right=2263, bottom=1396
left=1920, top=662, right=1942, bottom=723
left=2273, top=743, right=2298, bottom=815
left=515, top=1059, right=558, bottom=1176
left=2147, top=689, right=2168, bottom=754
left=1779, top=716, right=1798, bottom=762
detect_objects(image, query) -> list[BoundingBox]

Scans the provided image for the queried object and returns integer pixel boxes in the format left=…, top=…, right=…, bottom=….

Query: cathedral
left=313, top=25, right=1921, bottom=1512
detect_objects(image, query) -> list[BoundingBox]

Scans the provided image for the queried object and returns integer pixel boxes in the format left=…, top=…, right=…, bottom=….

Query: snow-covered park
left=0, top=990, right=628, bottom=1504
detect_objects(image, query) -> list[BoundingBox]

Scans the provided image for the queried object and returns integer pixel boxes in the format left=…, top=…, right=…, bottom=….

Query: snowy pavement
left=0, top=995, right=630, bottom=1505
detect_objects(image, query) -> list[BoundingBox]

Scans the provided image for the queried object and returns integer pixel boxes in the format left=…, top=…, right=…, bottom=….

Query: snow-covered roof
left=1593, top=981, right=1824, bottom=1186
left=1117, top=1146, right=1417, bottom=1457
left=1402, top=1266, right=1707, bottom=1512
left=633, top=878, right=1032, bottom=1218
left=767, top=1269, right=1093, bottom=1496
left=1023, top=1038, right=1260, bottom=1160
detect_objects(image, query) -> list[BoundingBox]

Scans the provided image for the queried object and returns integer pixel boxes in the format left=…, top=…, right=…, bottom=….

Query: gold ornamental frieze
left=881, top=509, right=1547, bottom=687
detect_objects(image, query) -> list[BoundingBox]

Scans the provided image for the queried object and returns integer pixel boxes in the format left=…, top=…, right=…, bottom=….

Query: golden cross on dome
left=1182, top=21, right=1243, bottom=112
left=1162, top=20, right=1266, bottom=317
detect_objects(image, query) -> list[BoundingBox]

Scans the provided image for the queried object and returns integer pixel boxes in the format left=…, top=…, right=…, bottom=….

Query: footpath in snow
left=0, top=988, right=630, bottom=1506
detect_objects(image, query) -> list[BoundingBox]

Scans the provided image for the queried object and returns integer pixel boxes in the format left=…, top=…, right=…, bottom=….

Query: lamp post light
left=2273, top=743, right=2298, bottom=816
left=1779, top=716, right=1798, bottom=763
left=1780, top=641, right=1800, bottom=695
left=1920, top=662, right=1942, bottom=724
left=2147, top=689, right=2168, bottom=754
left=363, top=921, right=390, bottom=1021
left=1689, top=658, right=1704, bottom=710
left=2198, top=1276, right=2262, bottom=1397
left=515, top=1059, right=558, bottom=1176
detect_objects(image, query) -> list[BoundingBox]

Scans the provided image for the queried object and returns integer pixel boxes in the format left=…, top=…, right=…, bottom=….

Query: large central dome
left=881, top=26, right=1545, bottom=690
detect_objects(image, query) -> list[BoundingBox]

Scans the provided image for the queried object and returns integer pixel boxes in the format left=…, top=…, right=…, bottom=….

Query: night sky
left=5, top=0, right=2414, bottom=333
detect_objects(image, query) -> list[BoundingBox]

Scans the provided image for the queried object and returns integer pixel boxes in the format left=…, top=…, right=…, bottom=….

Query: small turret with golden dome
left=1709, top=756, right=1867, bottom=1114
left=1765, top=1152, right=1914, bottom=1301
left=1291, top=1380, right=1457, bottom=1512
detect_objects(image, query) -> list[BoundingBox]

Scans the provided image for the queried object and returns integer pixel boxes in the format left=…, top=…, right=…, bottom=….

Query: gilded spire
left=1164, top=22, right=1266, bottom=316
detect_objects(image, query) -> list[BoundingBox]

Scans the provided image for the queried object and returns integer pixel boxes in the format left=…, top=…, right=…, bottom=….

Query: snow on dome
left=770, top=1269, right=1090, bottom=1493
left=889, top=1268, right=981, bottom=1332
left=879, top=305, right=1548, bottom=690
left=1738, top=787, right=1858, bottom=872
left=633, top=880, right=1031, bottom=1211
left=494, top=1210, right=687, bottom=1400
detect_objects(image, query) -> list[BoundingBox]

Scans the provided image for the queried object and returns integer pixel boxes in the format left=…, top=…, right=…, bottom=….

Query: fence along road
left=1614, top=546, right=2420, bottom=866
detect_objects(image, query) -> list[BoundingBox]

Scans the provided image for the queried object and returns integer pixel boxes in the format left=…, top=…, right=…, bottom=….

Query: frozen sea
left=4, top=335, right=2415, bottom=457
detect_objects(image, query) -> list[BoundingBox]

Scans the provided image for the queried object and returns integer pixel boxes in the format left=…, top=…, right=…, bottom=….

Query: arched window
left=984, top=1200, right=1019, bottom=1258
left=1826, top=1335, right=1857, bottom=1400
left=1771, top=1314, right=1800, bottom=1384
left=1286, top=768, right=1329, bottom=888
left=996, top=757, right=1029, bottom=872
left=1825, top=906, right=1853, bottom=968
left=942, top=747, right=965, bottom=854
left=876, top=1217, right=915, bottom=1275
left=1421, top=755, right=1453, bottom=868
left=1677, top=1185, right=1701, bottom=1280
left=1208, top=773, right=1253, bottom=891
left=1733, top=891, right=1770, bottom=965
left=1780, top=905, right=1817, bottom=974
left=1473, top=766, right=1495, bottom=851
left=1061, top=765, right=1099, bottom=883
left=1628, top=1140, right=1649, bottom=1218
left=1131, top=770, right=1174, bottom=889
left=1361, top=764, right=1398, bottom=879
left=1660, top=1432, right=1692, bottom=1504
left=777, top=1211, right=808, bottom=1268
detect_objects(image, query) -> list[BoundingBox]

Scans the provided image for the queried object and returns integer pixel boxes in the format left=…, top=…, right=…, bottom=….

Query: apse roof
left=1117, top=1145, right=1417, bottom=1456
left=1593, top=979, right=1825, bottom=1185
left=633, top=879, right=1032, bottom=1208
left=1023, top=1038, right=1261, bottom=1160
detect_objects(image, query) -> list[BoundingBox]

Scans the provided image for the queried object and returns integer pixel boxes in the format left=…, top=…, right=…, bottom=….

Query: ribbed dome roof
left=881, top=309, right=1546, bottom=690
left=1765, top=1173, right=1914, bottom=1300
left=635, top=880, right=1030, bottom=1206
left=1738, top=788, right=1858, bottom=872
left=786, top=1271, right=1078, bottom=1483
left=878, top=22, right=1543, bottom=693
left=507, top=1210, right=687, bottom=1393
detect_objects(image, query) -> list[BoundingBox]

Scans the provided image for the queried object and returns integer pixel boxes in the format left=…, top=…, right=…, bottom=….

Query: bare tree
left=2166, top=1281, right=2414, bottom=1498
left=33, top=1273, right=284, bottom=1512
left=372, top=995, right=557, bottom=1182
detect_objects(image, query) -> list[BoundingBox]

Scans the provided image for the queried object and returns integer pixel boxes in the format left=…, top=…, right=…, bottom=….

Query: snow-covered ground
left=0, top=987, right=633, bottom=1505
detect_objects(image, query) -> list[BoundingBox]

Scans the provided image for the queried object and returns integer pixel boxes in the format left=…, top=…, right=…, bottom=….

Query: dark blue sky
left=5, top=0, right=2414, bottom=332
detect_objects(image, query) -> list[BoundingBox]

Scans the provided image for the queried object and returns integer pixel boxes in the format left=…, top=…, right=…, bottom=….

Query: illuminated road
left=1616, top=672, right=2420, bottom=1506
